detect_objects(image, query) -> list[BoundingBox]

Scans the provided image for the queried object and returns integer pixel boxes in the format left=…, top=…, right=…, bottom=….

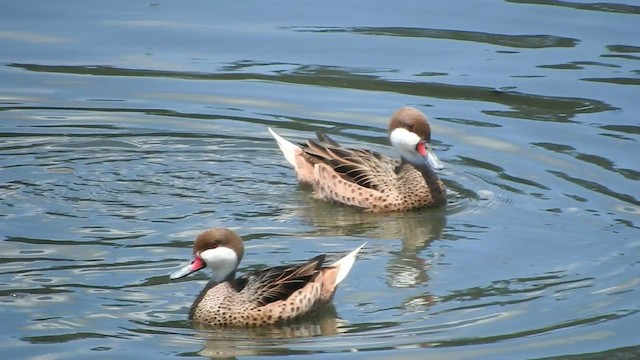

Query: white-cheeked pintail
left=268, top=107, right=447, bottom=212
left=170, top=228, right=364, bottom=327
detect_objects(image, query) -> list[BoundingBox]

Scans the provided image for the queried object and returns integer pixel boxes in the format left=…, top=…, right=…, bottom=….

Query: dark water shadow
left=533, top=142, right=640, bottom=182
left=285, top=26, right=579, bottom=49
left=550, top=345, right=640, bottom=359
left=8, top=63, right=617, bottom=122
left=507, top=0, right=640, bottom=15
left=548, top=170, right=639, bottom=206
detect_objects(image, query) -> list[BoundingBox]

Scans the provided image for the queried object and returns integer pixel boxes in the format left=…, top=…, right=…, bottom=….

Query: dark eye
left=211, top=241, right=220, bottom=248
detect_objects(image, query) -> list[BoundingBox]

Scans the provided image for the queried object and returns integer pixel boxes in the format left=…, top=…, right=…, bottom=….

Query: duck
left=170, top=228, right=365, bottom=327
left=268, top=107, right=447, bottom=212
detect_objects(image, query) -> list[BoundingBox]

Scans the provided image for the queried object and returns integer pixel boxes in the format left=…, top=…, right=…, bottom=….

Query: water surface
left=1, top=1, right=638, bottom=359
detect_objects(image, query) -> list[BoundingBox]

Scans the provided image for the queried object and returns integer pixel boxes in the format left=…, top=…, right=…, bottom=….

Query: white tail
left=331, top=243, right=366, bottom=285
left=268, top=127, right=300, bottom=168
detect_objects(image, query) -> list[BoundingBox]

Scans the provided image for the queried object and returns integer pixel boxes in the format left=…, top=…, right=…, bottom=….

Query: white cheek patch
left=390, top=128, right=421, bottom=153
left=200, top=247, right=239, bottom=281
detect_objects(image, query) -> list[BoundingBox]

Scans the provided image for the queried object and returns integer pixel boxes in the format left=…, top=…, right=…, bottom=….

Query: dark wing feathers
left=240, top=255, right=326, bottom=306
left=301, top=133, right=398, bottom=191
left=315, top=131, right=341, bottom=147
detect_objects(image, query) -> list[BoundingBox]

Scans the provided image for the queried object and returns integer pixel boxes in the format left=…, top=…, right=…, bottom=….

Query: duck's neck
left=399, top=158, right=447, bottom=206
left=224, top=271, right=238, bottom=288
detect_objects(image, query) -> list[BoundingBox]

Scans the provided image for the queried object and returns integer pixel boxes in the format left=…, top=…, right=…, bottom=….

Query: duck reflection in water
left=194, top=305, right=343, bottom=358
left=277, top=196, right=446, bottom=290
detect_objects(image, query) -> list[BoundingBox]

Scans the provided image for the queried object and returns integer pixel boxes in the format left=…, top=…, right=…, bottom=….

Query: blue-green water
left=1, top=1, right=638, bottom=359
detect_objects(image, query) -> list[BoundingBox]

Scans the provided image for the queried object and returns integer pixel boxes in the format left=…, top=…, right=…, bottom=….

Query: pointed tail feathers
left=331, top=243, right=366, bottom=285
left=268, top=127, right=301, bottom=168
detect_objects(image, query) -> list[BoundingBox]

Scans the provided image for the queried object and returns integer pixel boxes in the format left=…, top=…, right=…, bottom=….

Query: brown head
left=192, top=228, right=244, bottom=260
left=388, top=107, right=443, bottom=170
left=170, top=228, right=245, bottom=283
left=388, top=107, right=432, bottom=142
